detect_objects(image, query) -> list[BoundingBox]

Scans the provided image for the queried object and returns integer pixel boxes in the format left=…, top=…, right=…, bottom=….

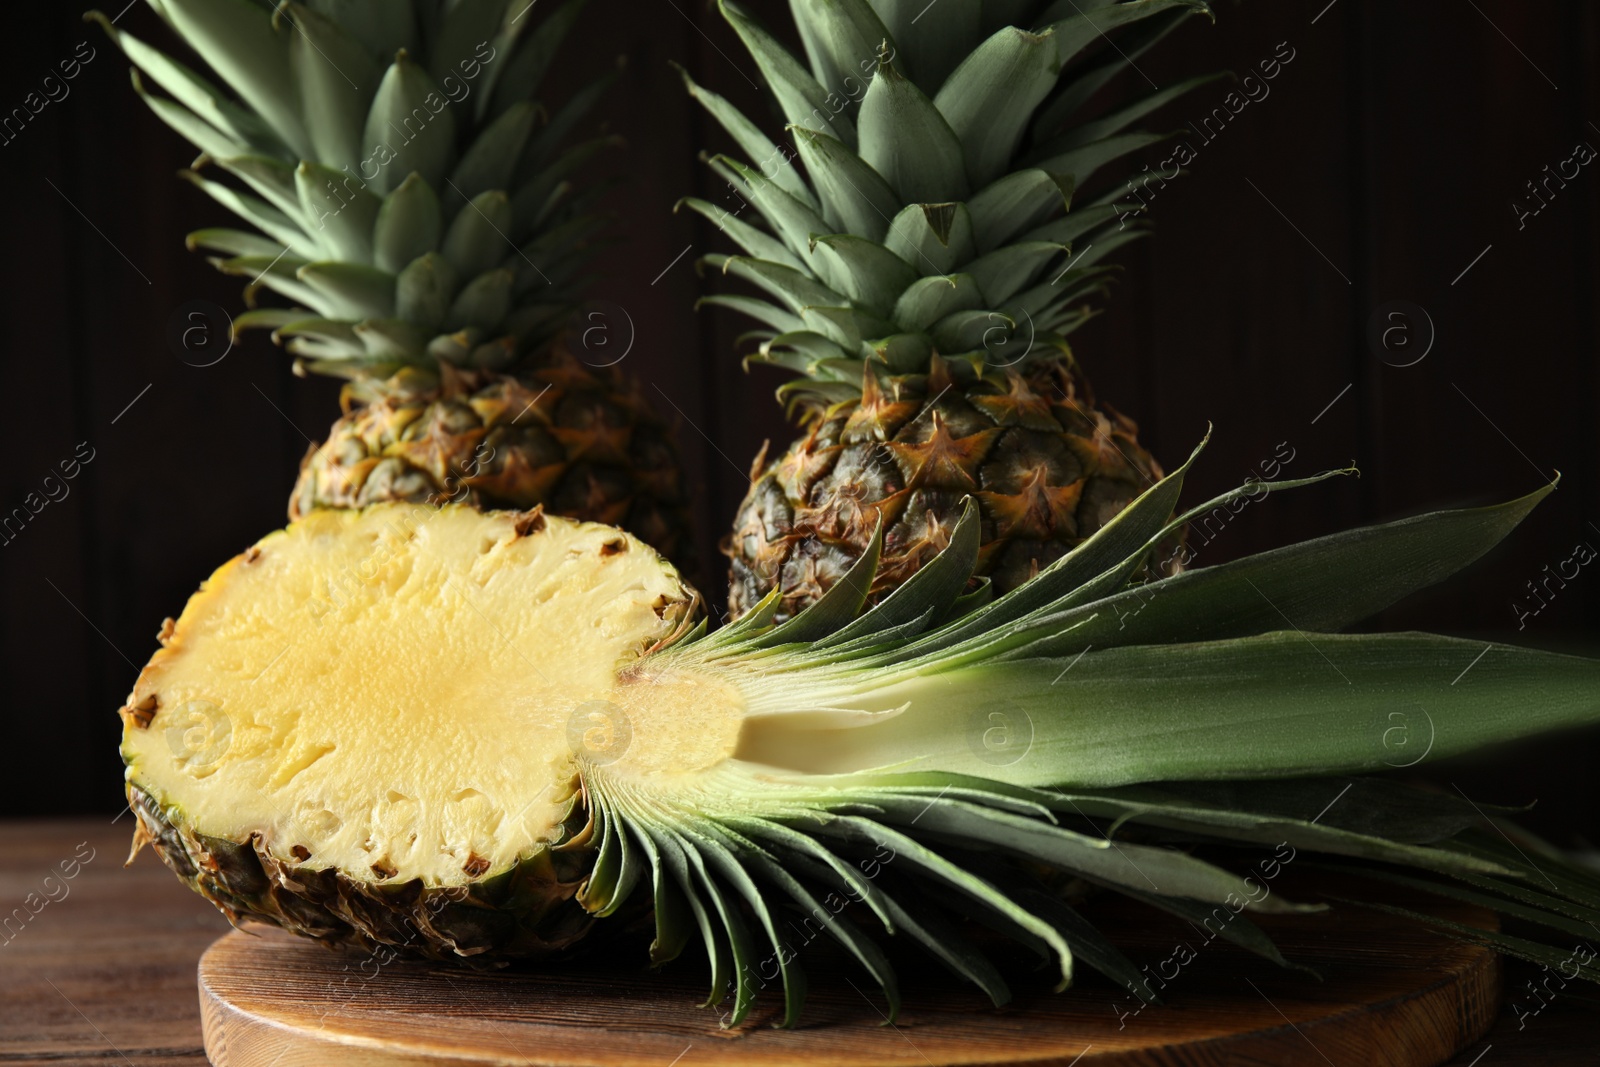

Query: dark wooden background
left=2, top=1, right=1596, bottom=833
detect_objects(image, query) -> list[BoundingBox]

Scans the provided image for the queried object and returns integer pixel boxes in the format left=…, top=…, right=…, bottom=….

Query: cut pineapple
left=122, top=506, right=694, bottom=888
left=121, top=473, right=1600, bottom=1020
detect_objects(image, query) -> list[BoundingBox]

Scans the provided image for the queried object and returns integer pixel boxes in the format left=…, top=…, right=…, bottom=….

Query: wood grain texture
left=0, top=818, right=230, bottom=1065
left=198, top=874, right=1501, bottom=1067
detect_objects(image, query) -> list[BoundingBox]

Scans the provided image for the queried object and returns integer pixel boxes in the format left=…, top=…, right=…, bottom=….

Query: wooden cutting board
left=199, top=877, right=1501, bottom=1067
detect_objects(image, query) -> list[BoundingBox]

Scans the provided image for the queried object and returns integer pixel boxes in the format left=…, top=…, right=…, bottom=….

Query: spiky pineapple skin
left=128, top=783, right=605, bottom=964
left=292, top=345, right=691, bottom=562
left=726, top=358, right=1166, bottom=619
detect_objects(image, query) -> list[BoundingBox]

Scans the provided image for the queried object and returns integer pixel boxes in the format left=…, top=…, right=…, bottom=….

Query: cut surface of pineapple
left=121, top=506, right=697, bottom=887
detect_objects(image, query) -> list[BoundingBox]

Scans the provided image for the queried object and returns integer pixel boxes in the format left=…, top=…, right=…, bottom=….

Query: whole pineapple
left=688, top=0, right=1213, bottom=617
left=97, top=0, right=690, bottom=559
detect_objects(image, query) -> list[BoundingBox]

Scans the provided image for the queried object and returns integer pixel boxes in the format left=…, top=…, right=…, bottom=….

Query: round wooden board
left=200, top=878, right=1501, bottom=1067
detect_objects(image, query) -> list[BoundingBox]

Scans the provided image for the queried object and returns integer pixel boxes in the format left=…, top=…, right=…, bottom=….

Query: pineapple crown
left=91, top=0, right=614, bottom=381
left=685, top=0, right=1217, bottom=413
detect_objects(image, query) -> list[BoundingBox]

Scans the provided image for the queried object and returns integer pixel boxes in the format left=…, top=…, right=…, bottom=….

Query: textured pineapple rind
left=127, top=781, right=604, bottom=964
left=726, top=361, right=1175, bottom=619
left=292, top=352, right=694, bottom=563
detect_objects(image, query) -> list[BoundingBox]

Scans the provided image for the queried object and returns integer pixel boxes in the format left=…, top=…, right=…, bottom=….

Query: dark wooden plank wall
left=1, top=1, right=1595, bottom=830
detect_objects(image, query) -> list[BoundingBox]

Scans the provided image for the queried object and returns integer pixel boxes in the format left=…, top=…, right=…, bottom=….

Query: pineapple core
left=120, top=505, right=701, bottom=886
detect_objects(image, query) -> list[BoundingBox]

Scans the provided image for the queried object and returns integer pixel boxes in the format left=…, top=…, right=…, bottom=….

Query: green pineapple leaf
left=934, top=26, right=1062, bottom=189
left=161, top=0, right=309, bottom=155
left=363, top=52, right=457, bottom=195
left=281, top=2, right=382, bottom=172
left=858, top=51, right=971, bottom=203
left=373, top=172, right=443, bottom=272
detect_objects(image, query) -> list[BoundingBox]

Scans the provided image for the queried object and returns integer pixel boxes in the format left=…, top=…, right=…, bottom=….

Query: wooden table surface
left=2, top=819, right=1596, bottom=1066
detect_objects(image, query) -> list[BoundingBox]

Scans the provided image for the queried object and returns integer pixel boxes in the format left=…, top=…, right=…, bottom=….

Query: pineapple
left=121, top=464, right=1600, bottom=1022
left=94, top=0, right=690, bottom=559
left=684, top=0, right=1216, bottom=616
left=123, top=505, right=696, bottom=960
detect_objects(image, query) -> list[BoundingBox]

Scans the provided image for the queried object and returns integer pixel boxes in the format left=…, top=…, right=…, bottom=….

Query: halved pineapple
left=119, top=483, right=1600, bottom=1023
left=122, top=505, right=697, bottom=959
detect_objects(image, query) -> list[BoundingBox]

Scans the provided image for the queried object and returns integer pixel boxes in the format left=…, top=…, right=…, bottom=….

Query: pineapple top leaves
left=688, top=0, right=1213, bottom=411
left=91, top=0, right=610, bottom=380
left=581, top=452, right=1600, bottom=1025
